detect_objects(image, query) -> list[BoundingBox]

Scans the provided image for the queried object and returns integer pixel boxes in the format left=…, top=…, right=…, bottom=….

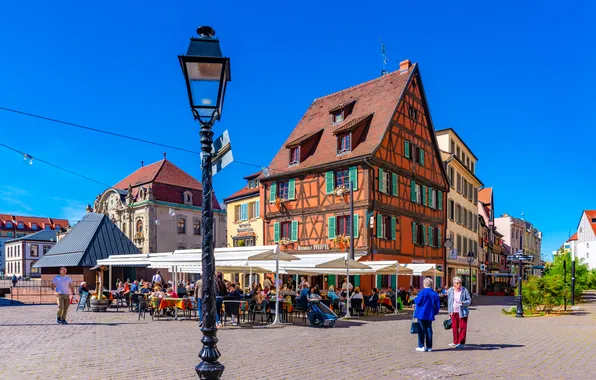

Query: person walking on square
left=413, top=277, right=440, bottom=352
left=11, top=274, right=17, bottom=288
left=448, top=276, right=472, bottom=348
left=51, top=267, right=74, bottom=324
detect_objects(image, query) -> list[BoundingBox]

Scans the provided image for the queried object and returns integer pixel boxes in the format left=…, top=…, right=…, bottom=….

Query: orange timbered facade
left=261, top=60, right=448, bottom=291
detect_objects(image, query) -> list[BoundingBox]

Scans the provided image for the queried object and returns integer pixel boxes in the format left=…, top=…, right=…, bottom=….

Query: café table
left=158, top=298, right=191, bottom=320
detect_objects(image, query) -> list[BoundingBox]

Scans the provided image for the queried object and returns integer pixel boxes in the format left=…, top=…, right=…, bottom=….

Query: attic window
left=332, top=110, right=344, bottom=124
left=289, top=146, right=300, bottom=165
left=592, top=218, right=596, bottom=223
left=408, top=106, right=419, bottom=120
left=337, top=133, right=351, bottom=154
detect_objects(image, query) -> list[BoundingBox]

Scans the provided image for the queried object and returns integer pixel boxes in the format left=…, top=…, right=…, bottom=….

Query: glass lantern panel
left=185, top=61, right=224, bottom=117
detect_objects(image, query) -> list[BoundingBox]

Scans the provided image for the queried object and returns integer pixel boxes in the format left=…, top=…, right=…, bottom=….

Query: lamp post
left=516, top=257, right=524, bottom=317
left=179, top=25, right=231, bottom=380
left=466, top=251, right=475, bottom=293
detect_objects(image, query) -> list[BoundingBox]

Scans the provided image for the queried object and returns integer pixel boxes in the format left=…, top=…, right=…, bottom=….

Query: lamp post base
left=515, top=296, right=524, bottom=318
left=195, top=328, right=224, bottom=379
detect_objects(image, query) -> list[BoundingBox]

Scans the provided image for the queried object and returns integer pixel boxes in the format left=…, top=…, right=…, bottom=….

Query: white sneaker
left=426, top=348, right=432, bottom=352
left=454, top=344, right=463, bottom=348
left=415, top=347, right=426, bottom=352
left=448, top=343, right=457, bottom=347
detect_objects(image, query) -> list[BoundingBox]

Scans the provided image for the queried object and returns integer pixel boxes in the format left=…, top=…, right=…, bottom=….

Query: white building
left=4, top=230, right=58, bottom=278
left=570, top=211, right=596, bottom=269
left=495, top=213, right=542, bottom=276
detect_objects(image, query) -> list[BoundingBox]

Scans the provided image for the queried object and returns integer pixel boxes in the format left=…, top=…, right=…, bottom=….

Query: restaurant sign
left=297, top=244, right=330, bottom=251
left=237, top=223, right=254, bottom=233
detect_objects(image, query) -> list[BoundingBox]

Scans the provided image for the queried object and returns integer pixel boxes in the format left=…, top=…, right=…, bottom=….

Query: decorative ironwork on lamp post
left=179, top=25, right=231, bottom=380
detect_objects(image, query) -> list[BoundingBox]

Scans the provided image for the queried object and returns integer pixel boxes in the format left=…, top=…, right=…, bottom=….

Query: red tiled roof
left=224, top=187, right=259, bottom=203
left=333, top=113, right=374, bottom=135
left=113, top=160, right=203, bottom=191
left=0, top=214, right=70, bottom=231
left=266, top=66, right=416, bottom=175
left=285, top=129, right=324, bottom=148
left=243, top=171, right=262, bottom=180
left=478, top=187, right=492, bottom=205
left=567, top=233, right=578, bottom=241
left=585, top=210, right=596, bottom=235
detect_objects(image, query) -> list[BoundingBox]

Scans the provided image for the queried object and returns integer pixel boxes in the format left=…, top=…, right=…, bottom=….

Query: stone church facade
left=91, top=158, right=227, bottom=253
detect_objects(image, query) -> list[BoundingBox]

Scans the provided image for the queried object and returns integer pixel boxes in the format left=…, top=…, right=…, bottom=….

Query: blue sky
left=0, top=1, right=593, bottom=261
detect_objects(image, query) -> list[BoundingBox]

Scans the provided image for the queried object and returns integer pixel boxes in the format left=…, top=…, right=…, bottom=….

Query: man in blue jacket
left=413, top=277, right=441, bottom=352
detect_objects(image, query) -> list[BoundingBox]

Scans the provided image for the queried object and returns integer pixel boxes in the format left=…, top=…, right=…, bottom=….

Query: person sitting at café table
left=308, top=286, right=322, bottom=301
left=150, top=285, right=165, bottom=299
left=227, top=283, right=242, bottom=300
left=131, top=280, right=139, bottom=293
left=327, top=286, right=345, bottom=311
left=350, top=286, right=364, bottom=315
left=140, top=282, right=152, bottom=295
left=376, top=287, right=395, bottom=312
left=165, top=287, right=178, bottom=298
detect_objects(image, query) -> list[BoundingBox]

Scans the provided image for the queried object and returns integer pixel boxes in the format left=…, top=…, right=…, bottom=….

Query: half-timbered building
left=261, top=60, right=449, bottom=292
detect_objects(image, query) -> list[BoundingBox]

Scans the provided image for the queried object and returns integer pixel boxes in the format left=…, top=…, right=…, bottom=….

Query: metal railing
left=0, top=279, right=85, bottom=305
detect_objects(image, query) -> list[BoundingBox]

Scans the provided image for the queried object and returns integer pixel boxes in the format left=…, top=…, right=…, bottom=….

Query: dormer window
left=332, top=110, right=344, bottom=124
left=183, top=191, right=193, bottom=205
left=17, top=222, right=24, bottom=229
left=55, top=224, right=61, bottom=230
left=31, top=223, right=37, bottom=230
left=248, top=179, right=260, bottom=189
left=408, top=106, right=419, bottom=120
left=337, top=133, right=351, bottom=154
left=6, top=222, right=12, bottom=228
left=592, top=218, right=596, bottom=223
left=289, top=146, right=300, bottom=165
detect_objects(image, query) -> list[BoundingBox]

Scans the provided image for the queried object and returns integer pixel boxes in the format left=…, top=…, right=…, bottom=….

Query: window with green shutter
left=438, top=228, right=442, bottom=247
left=405, top=140, right=410, bottom=159
left=422, top=225, right=427, bottom=245
left=328, top=274, right=336, bottom=286
left=291, top=220, right=298, bottom=241
left=391, top=217, right=396, bottom=240
left=274, top=222, right=280, bottom=242
left=410, top=181, right=416, bottom=202
left=349, top=166, right=358, bottom=190
left=353, top=214, right=359, bottom=238
left=377, top=214, right=383, bottom=238
left=429, top=226, right=434, bottom=247
left=429, top=189, right=434, bottom=209
left=328, top=217, right=336, bottom=239
left=269, top=183, right=277, bottom=203
left=412, top=222, right=417, bottom=243
left=422, top=186, right=427, bottom=206
left=325, top=171, right=334, bottom=194
left=392, top=173, right=398, bottom=196
left=419, top=149, right=425, bottom=166
left=378, top=168, right=385, bottom=193
left=288, top=178, right=296, bottom=200
left=438, top=191, right=443, bottom=210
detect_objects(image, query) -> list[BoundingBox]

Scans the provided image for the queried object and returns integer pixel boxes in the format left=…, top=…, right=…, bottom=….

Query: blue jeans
left=197, top=298, right=203, bottom=323
left=417, top=319, right=434, bottom=349
left=215, top=296, right=223, bottom=324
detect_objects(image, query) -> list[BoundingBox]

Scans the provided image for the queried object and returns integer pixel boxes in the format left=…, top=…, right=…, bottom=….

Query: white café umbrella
left=315, top=256, right=370, bottom=318
left=248, top=247, right=300, bottom=326
left=358, top=261, right=413, bottom=314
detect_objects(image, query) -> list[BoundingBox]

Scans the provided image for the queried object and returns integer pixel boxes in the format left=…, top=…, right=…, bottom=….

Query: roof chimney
left=399, top=59, right=411, bottom=73
left=141, top=160, right=144, bottom=167
left=163, top=152, right=167, bottom=160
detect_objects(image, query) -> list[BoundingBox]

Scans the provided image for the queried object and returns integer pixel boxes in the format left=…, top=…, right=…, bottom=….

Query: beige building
left=92, top=158, right=227, bottom=254
left=436, top=128, right=483, bottom=294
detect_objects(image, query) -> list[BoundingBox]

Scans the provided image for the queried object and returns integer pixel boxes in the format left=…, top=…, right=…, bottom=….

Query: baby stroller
left=307, top=300, right=338, bottom=328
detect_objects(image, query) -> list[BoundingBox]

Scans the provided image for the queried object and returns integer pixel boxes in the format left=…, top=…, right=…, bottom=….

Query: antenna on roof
left=163, top=152, right=167, bottom=160
left=380, top=37, right=389, bottom=76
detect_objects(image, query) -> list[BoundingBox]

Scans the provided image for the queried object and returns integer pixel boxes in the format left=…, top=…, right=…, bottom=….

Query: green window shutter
left=412, top=222, right=417, bottom=243
left=328, top=274, right=336, bottom=286
left=256, top=200, right=260, bottom=218
left=354, top=275, right=360, bottom=287
left=429, top=226, right=434, bottom=247
left=269, top=183, right=277, bottom=203
left=377, top=214, right=383, bottom=238
left=291, top=220, right=298, bottom=241
left=328, top=217, right=336, bottom=239
left=410, top=181, right=416, bottom=202
left=349, top=166, right=358, bottom=190
left=437, top=228, right=442, bottom=247
left=438, top=191, right=443, bottom=210
left=422, top=185, right=428, bottom=206
left=405, top=140, right=410, bottom=159
left=392, top=173, right=398, bottom=196
left=377, top=275, right=382, bottom=288
left=391, top=275, right=396, bottom=289
left=288, top=178, right=296, bottom=200
left=353, top=214, right=359, bottom=238
left=325, top=171, right=334, bottom=194
left=419, top=149, right=425, bottom=166
left=274, top=222, right=280, bottom=243
left=378, top=168, right=385, bottom=193
left=391, top=217, right=396, bottom=240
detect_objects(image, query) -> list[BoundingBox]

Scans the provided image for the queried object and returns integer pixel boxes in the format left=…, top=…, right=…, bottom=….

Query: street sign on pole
left=444, top=239, right=453, bottom=249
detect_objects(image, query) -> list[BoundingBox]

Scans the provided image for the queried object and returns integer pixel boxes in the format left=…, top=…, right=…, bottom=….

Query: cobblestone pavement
left=0, top=294, right=595, bottom=380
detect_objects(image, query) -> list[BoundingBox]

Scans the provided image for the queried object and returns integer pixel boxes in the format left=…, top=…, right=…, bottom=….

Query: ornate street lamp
left=179, top=25, right=231, bottom=380
left=466, top=251, right=475, bottom=292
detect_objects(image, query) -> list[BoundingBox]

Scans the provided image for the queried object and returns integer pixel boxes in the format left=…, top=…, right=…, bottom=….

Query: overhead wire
left=0, top=105, right=282, bottom=174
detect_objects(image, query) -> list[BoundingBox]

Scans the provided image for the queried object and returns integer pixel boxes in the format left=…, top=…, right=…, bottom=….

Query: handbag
left=410, top=317, right=420, bottom=334
left=443, top=316, right=452, bottom=330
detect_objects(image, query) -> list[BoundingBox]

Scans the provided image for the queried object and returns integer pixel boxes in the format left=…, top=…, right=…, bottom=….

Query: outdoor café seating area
left=90, top=246, right=444, bottom=328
